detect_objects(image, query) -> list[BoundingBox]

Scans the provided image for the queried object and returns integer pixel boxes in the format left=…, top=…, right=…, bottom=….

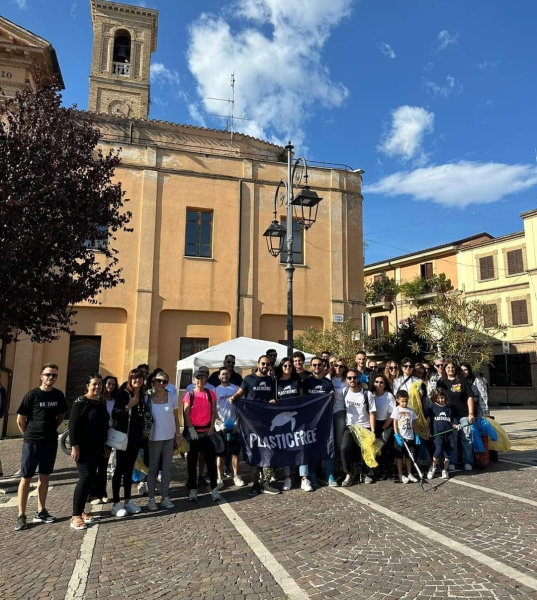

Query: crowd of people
left=12, top=349, right=492, bottom=531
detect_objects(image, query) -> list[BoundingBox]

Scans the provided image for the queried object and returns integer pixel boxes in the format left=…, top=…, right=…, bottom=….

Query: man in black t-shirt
left=229, top=355, right=279, bottom=495
left=208, top=354, right=243, bottom=387
left=293, top=351, right=311, bottom=381
left=15, top=363, right=68, bottom=531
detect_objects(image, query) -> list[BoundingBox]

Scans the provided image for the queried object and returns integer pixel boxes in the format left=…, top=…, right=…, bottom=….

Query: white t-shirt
left=332, top=377, right=346, bottom=413
left=373, top=391, right=396, bottom=421
left=215, top=383, right=239, bottom=426
left=392, top=375, right=420, bottom=395
left=149, top=393, right=178, bottom=441
left=345, top=389, right=376, bottom=428
left=390, top=405, right=417, bottom=440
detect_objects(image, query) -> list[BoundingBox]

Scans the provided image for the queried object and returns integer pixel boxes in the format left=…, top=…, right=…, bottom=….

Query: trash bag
left=470, top=424, right=485, bottom=453
left=349, top=424, right=382, bottom=468
left=174, top=435, right=189, bottom=456
left=408, top=382, right=429, bottom=439
left=486, top=418, right=511, bottom=452
left=132, top=449, right=148, bottom=482
left=475, top=417, right=498, bottom=441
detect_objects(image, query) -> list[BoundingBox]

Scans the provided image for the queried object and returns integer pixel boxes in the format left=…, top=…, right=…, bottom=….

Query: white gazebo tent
left=175, top=336, right=315, bottom=390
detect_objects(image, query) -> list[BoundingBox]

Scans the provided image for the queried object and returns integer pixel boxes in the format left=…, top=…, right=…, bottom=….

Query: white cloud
left=187, top=0, right=353, bottom=147
left=378, top=42, right=396, bottom=59
left=437, top=30, right=458, bottom=51
left=476, top=60, right=499, bottom=70
left=14, top=0, right=27, bottom=8
left=365, top=161, right=537, bottom=208
left=150, top=62, right=180, bottom=87
left=378, top=106, right=434, bottom=163
left=424, top=75, right=462, bottom=98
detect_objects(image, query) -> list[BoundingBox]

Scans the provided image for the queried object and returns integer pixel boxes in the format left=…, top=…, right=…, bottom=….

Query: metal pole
left=505, top=353, right=510, bottom=407
left=285, top=142, right=295, bottom=358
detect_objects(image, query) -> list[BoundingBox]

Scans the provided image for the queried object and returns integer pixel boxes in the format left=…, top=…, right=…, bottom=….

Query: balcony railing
left=113, top=62, right=130, bottom=77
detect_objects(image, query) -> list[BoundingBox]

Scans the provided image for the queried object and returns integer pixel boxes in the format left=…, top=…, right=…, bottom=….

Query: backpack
left=183, top=389, right=212, bottom=439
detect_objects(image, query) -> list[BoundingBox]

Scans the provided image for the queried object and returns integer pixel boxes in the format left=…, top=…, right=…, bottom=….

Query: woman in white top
left=392, top=357, right=420, bottom=395
left=371, top=374, right=396, bottom=480
left=326, top=357, right=348, bottom=487
left=146, top=371, right=180, bottom=511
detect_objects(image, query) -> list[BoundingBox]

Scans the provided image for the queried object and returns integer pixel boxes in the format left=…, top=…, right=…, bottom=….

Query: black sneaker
left=248, top=482, right=261, bottom=496
left=33, top=509, right=55, bottom=524
left=261, top=483, right=281, bottom=495
left=15, top=514, right=27, bottom=531
left=198, top=475, right=208, bottom=487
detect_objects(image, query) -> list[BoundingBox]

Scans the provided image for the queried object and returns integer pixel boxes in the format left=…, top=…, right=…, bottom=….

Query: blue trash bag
left=475, top=417, right=498, bottom=441
left=470, top=424, right=485, bottom=453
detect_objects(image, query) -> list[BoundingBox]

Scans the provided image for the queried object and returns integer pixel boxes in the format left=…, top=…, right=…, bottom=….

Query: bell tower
left=88, top=0, right=158, bottom=119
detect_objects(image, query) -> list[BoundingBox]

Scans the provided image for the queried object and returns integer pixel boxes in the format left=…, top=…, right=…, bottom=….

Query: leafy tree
left=364, top=315, right=428, bottom=364
left=294, top=319, right=361, bottom=366
left=415, top=294, right=507, bottom=370
left=0, top=76, right=131, bottom=344
left=400, top=272, right=452, bottom=300
left=364, top=272, right=400, bottom=305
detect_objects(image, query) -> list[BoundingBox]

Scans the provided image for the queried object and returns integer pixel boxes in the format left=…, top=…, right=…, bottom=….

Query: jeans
left=450, top=416, right=473, bottom=466
left=148, top=438, right=174, bottom=499
left=187, top=435, right=217, bottom=490
left=73, top=456, right=100, bottom=516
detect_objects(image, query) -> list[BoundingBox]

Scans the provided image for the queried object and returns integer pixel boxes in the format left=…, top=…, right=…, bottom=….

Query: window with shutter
left=511, top=300, right=528, bottom=326
left=507, top=249, right=524, bottom=275
left=484, top=304, right=498, bottom=328
left=420, top=262, right=433, bottom=280
left=479, top=256, right=495, bottom=280
left=382, top=316, right=389, bottom=335
left=370, top=316, right=377, bottom=339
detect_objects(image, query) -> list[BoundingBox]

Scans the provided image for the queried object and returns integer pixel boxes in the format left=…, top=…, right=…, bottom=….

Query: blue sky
left=4, top=0, right=537, bottom=265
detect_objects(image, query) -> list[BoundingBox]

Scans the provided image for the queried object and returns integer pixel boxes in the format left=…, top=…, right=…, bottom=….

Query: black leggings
left=187, top=436, right=217, bottom=490
left=90, top=455, right=109, bottom=500
left=73, top=456, right=100, bottom=516
left=112, top=441, right=140, bottom=503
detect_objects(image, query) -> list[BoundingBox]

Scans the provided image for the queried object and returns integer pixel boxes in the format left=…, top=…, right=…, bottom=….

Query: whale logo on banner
left=235, top=394, right=334, bottom=468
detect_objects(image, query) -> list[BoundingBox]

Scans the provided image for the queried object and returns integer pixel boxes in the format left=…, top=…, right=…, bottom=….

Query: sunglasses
left=374, top=380, right=385, bottom=385
left=435, top=364, right=444, bottom=368
left=42, top=373, right=58, bottom=378
left=347, top=376, right=358, bottom=380
left=226, top=361, right=236, bottom=365
left=311, top=363, right=323, bottom=368
left=267, top=354, right=277, bottom=358
left=402, top=364, right=413, bottom=368
left=388, top=367, right=398, bottom=371
left=155, top=379, right=168, bottom=384
left=335, top=364, right=345, bottom=369
left=260, top=362, right=271, bottom=366
left=282, top=363, right=292, bottom=368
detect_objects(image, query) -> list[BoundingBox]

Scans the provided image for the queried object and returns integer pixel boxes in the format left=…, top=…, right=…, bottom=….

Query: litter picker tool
left=402, top=438, right=435, bottom=492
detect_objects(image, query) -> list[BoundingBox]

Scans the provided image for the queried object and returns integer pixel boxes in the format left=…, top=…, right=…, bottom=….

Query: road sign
left=333, top=314, right=344, bottom=323
left=502, top=341, right=510, bottom=354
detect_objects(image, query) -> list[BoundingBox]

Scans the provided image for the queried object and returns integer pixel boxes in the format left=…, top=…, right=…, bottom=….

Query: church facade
left=0, top=1, right=364, bottom=435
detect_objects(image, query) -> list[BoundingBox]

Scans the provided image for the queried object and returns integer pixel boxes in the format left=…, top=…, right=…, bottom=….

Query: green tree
left=294, top=319, right=361, bottom=366
left=415, top=294, right=507, bottom=370
left=364, top=315, right=428, bottom=364
left=0, top=76, right=131, bottom=344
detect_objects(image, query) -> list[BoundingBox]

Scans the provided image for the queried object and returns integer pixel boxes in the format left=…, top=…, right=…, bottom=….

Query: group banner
left=235, top=393, right=334, bottom=468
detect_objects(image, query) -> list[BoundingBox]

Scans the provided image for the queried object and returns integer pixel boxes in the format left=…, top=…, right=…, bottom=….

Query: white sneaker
left=342, top=474, right=353, bottom=487
left=111, top=502, right=127, bottom=517
left=123, top=500, right=141, bottom=514
left=401, top=475, right=409, bottom=484
left=282, top=477, right=292, bottom=491
left=441, top=470, right=449, bottom=480
left=408, top=474, right=418, bottom=483
left=217, top=478, right=224, bottom=490
left=301, top=478, right=313, bottom=492
left=448, top=464, right=456, bottom=472
left=427, top=468, right=435, bottom=480
left=189, top=489, right=198, bottom=502
left=211, top=487, right=222, bottom=502
left=147, top=498, right=158, bottom=512
left=233, top=475, right=245, bottom=487
left=137, top=482, right=147, bottom=496
left=90, top=498, right=103, bottom=505
left=464, top=464, right=473, bottom=471
left=160, top=497, right=175, bottom=509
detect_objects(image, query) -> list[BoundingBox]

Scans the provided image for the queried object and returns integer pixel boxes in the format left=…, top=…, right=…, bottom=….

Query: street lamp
left=262, top=141, right=323, bottom=358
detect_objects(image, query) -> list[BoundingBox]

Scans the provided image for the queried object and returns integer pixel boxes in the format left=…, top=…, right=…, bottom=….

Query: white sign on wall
left=333, top=314, right=344, bottom=323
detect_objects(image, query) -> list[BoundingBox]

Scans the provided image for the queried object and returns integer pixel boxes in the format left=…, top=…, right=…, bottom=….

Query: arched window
left=112, top=30, right=131, bottom=76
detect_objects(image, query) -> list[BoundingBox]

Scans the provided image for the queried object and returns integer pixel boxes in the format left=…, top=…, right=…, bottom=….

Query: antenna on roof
left=206, top=73, right=250, bottom=142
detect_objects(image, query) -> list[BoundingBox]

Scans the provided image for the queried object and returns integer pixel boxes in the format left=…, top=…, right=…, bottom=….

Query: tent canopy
left=175, top=336, right=315, bottom=372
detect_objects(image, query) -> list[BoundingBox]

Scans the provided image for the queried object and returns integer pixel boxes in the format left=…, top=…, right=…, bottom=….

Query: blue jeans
left=450, top=416, right=473, bottom=466
left=282, top=465, right=310, bottom=477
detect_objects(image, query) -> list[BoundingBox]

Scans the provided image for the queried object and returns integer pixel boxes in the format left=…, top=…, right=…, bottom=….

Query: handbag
left=141, top=394, right=154, bottom=439
left=106, top=427, right=128, bottom=451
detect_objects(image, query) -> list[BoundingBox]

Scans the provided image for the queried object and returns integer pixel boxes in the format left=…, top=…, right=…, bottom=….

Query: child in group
left=425, top=389, right=459, bottom=480
left=391, top=390, right=419, bottom=483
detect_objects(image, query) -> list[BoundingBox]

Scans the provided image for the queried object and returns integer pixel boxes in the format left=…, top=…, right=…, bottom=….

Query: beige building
left=0, top=2, right=364, bottom=435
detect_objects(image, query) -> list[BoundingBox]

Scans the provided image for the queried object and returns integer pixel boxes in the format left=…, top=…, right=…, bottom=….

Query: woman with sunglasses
left=392, top=358, right=419, bottom=395
left=146, top=371, right=179, bottom=511
left=371, top=374, right=396, bottom=480
left=460, top=362, right=490, bottom=468
left=275, top=358, right=303, bottom=491
left=325, top=358, right=348, bottom=486
left=383, top=361, right=399, bottom=392
left=110, top=368, right=148, bottom=517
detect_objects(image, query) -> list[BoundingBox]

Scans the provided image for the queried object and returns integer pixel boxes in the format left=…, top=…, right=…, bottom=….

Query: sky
left=4, top=0, right=537, bottom=265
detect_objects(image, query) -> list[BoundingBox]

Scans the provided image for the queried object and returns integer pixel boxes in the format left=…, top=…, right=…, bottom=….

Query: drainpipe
left=236, top=179, right=243, bottom=338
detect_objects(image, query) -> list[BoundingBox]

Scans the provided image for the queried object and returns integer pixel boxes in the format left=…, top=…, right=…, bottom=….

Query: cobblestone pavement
left=0, top=410, right=536, bottom=600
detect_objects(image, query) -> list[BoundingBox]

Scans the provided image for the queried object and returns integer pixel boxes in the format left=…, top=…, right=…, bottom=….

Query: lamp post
left=263, top=141, right=323, bottom=358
